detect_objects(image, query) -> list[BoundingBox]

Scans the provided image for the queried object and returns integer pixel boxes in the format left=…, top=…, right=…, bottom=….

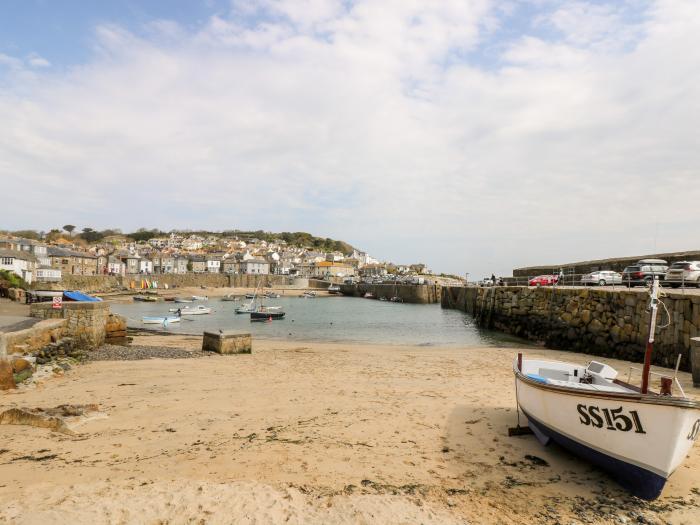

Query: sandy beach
left=1, top=336, right=698, bottom=524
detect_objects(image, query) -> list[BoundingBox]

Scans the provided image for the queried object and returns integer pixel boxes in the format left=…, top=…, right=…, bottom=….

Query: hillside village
left=0, top=229, right=432, bottom=286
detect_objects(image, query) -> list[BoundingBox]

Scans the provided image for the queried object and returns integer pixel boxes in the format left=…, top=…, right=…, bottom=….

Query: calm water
left=111, top=296, right=527, bottom=347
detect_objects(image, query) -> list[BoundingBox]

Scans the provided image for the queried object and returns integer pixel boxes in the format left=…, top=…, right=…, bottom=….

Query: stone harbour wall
left=30, top=301, right=111, bottom=349
left=441, top=285, right=699, bottom=370
left=1, top=319, right=67, bottom=356
left=340, top=283, right=440, bottom=304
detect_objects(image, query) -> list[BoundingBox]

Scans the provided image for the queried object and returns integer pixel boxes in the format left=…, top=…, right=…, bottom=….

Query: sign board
left=52, top=296, right=63, bottom=309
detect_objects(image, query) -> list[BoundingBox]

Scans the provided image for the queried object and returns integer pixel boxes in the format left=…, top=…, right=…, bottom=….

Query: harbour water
left=111, top=296, right=528, bottom=347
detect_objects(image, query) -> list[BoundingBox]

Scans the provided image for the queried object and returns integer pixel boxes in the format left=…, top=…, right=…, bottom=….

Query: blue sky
left=1, top=1, right=698, bottom=277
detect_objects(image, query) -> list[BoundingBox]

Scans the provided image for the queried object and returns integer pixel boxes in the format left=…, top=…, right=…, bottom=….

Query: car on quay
left=528, top=274, right=559, bottom=287
left=664, top=261, right=700, bottom=288
left=581, top=270, right=623, bottom=286
left=621, top=259, right=668, bottom=287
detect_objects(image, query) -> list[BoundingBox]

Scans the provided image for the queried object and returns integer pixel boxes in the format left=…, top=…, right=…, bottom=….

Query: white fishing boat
left=513, top=278, right=700, bottom=499
left=142, top=316, right=181, bottom=324
left=191, top=295, right=208, bottom=301
left=172, top=305, right=212, bottom=315
left=174, top=298, right=193, bottom=303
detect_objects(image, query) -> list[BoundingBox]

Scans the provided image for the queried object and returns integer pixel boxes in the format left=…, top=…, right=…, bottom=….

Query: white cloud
left=1, top=0, right=699, bottom=276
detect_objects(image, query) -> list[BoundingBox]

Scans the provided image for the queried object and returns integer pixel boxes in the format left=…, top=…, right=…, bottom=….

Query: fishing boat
left=327, top=284, right=341, bottom=294
left=142, top=316, right=181, bottom=324
left=191, top=295, right=208, bottom=301
left=169, top=305, right=212, bottom=315
left=302, top=291, right=316, bottom=298
left=221, top=294, right=240, bottom=302
left=363, top=292, right=374, bottom=299
left=245, top=293, right=256, bottom=299
left=264, top=292, right=281, bottom=299
left=379, top=296, right=388, bottom=301
left=133, top=295, right=159, bottom=302
left=389, top=296, right=403, bottom=303
left=250, top=309, right=286, bottom=321
left=513, top=278, right=700, bottom=499
left=174, top=298, right=193, bottom=303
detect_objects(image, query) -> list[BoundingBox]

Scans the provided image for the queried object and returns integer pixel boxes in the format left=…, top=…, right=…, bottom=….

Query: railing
left=468, top=272, right=699, bottom=291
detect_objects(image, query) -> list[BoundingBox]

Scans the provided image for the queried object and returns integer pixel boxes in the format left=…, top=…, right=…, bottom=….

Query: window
left=1, top=257, right=13, bottom=265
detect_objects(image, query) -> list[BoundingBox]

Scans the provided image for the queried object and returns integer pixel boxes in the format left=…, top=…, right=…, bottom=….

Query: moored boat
left=191, top=295, right=208, bottom=301
left=169, top=305, right=212, bottom=315
left=513, top=278, right=700, bottom=499
left=250, top=310, right=285, bottom=320
left=302, top=291, right=316, bottom=298
left=133, top=295, right=159, bottom=302
left=221, top=294, right=239, bottom=301
left=174, top=298, right=193, bottom=303
left=142, top=316, right=181, bottom=324
left=327, top=284, right=341, bottom=294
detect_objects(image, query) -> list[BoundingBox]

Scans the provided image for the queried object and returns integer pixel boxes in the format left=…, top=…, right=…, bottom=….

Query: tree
left=63, top=224, right=76, bottom=237
left=186, top=260, right=193, bottom=272
left=80, top=227, right=104, bottom=243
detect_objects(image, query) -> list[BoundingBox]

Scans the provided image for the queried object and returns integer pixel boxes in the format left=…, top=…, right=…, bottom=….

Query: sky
left=1, top=0, right=699, bottom=277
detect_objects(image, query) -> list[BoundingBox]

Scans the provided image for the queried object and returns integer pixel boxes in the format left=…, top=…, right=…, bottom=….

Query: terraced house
left=47, top=246, right=98, bottom=276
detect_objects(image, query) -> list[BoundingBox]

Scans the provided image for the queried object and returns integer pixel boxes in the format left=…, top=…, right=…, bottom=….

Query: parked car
left=621, top=259, right=668, bottom=287
left=528, top=274, right=559, bottom=287
left=581, top=270, right=623, bottom=286
left=664, top=261, right=700, bottom=288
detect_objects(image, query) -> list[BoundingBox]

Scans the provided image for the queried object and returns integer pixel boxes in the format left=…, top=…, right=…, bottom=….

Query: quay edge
left=441, top=285, right=699, bottom=371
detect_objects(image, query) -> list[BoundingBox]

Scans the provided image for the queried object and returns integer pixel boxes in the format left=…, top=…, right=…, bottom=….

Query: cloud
left=1, top=0, right=699, bottom=276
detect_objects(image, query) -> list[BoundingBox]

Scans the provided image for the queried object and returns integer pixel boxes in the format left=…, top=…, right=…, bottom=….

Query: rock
left=12, top=358, right=32, bottom=373
left=0, top=359, right=16, bottom=390
left=581, top=309, right=592, bottom=324
left=589, top=319, right=604, bottom=333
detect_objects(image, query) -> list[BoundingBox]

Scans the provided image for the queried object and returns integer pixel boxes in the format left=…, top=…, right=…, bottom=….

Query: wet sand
left=0, top=337, right=698, bottom=524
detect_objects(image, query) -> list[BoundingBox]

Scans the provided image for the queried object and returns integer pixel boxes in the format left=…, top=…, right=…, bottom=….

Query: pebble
left=87, top=344, right=210, bottom=361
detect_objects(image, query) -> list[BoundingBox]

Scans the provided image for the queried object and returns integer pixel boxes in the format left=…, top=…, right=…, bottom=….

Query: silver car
left=664, top=261, right=700, bottom=288
left=581, top=270, right=622, bottom=286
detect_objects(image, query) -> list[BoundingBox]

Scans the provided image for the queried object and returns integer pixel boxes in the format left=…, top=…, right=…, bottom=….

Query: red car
left=528, top=274, right=559, bottom=286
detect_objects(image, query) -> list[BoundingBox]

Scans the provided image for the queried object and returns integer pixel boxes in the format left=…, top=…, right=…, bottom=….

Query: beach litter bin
left=202, top=331, right=252, bottom=355
left=691, top=337, right=700, bottom=387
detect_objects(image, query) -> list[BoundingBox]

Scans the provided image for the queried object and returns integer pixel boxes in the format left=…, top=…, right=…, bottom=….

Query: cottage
left=206, top=255, right=223, bottom=273
left=190, top=256, right=207, bottom=273
left=312, top=261, right=355, bottom=278
left=47, top=246, right=98, bottom=276
left=240, top=259, right=270, bottom=275
left=0, top=248, right=37, bottom=284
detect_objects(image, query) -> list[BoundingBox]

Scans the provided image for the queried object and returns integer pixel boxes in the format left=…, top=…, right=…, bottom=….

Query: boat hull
left=515, top=369, right=700, bottom=499
left=142, top=316, right=180, bottom=324
left=250, top=311, right=285, bottom=320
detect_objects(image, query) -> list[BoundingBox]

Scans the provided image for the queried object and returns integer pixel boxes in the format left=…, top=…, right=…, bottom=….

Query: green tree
left=80, top=227, right=104, bottom=243
left=63, top=224, right=76, bottom=237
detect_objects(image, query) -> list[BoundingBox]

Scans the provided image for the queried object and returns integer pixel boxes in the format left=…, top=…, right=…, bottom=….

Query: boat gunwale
left=513, top=362, right=700, bottom=410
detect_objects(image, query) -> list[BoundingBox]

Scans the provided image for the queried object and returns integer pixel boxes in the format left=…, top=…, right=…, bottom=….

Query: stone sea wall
left=30, top=301, right=111, bottom=349
left=340, top=283, right=440, bottom=304
left=441, top=285, right=698, bottom=370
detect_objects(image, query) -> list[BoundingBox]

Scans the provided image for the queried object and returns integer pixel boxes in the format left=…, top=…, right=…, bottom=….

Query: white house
left=206, top=256, right=222, bottom=273
left=240, top=259, right=270, bottom=275
left=107, top=256, right=126, bottom=276
left=35, top=267, right=62, bottom=282
left=0, top=248, right=36, bottom=284
left=139, top=259, right=154, bottom=274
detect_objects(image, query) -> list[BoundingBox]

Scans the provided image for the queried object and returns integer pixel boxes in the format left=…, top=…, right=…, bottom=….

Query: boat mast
left=641, top=277, right=660, bottom=394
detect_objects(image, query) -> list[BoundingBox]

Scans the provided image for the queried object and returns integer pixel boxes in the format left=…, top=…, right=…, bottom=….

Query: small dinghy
left=174, top=298, right=193, bottom=303
left=513, top=278, right=700, bottom=499
left=302, top=291, right=316, bottom=298
left=142, top=316, right=180, bottom=324
left=220, top=294, right=239, bottom=302
left=327, top=284, right=341, bottom=294
left=191, top=295, right=208, bottom=301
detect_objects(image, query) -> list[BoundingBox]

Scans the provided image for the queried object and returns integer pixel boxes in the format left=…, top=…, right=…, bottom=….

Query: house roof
left=47, top=246, right=97, bottom=259
left=0, top=248, right=37, bottom=262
